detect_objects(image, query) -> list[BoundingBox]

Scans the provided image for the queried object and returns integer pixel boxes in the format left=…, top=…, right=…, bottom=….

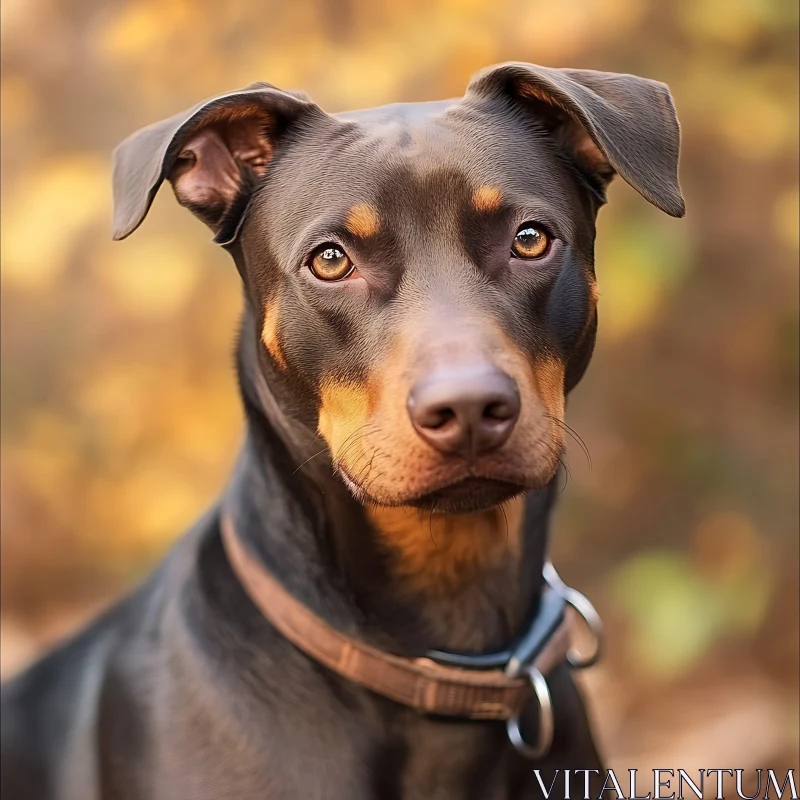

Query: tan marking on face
left=472, top=185, right=503, bottom=213
left=321, top=322, right=566, bottom=505
left=261, top=299, right=287, bottom=370
left=318, top=379, right=375, bottom=470
left=588, top=278, right=600, bottom=306
left=345, top=204, right=381, bottom=238
left=491, top=328, right=566, bottom=424
left=531, top=357, right=566, bottom=422
left=367, top=495, right=525, bottom=595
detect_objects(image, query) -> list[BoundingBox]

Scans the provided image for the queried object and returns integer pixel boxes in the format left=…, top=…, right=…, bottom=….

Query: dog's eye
left=511, top=223, right=551, bottom=260
left=308, top=244, right=355, bottom=281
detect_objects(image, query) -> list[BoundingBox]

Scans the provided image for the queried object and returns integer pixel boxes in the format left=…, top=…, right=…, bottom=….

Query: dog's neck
left=224, top=305, right=558, bottom=654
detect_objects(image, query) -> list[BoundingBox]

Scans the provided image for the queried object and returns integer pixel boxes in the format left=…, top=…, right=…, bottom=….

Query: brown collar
left=220, top=508, right=570, bottom=721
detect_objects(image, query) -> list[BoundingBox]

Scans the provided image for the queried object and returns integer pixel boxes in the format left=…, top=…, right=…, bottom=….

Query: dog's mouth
left=408, top=477, right=525, bottom=514
left=337, top=466, right=532, bottom=514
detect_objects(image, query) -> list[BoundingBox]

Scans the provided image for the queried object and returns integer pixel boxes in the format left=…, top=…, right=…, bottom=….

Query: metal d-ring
left=506, top=666, right=554, bottom=759
left=543, top=562, right=603, bottom=670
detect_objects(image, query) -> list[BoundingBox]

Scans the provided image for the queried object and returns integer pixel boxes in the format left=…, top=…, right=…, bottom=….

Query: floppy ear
left=112, top=84, right=318, bottom=244
left=467, top=62, right=685, bottom=217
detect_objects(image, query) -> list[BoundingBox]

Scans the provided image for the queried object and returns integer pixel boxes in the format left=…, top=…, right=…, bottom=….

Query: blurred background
left=1, top=0, right=798, bottom=775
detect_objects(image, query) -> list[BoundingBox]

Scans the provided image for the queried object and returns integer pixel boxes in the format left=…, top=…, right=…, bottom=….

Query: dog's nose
left=407, top=368, right=520, bottom=459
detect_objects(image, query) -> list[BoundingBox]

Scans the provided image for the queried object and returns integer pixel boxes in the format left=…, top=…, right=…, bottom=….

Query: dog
left=1, top=62, right=683, bottom=799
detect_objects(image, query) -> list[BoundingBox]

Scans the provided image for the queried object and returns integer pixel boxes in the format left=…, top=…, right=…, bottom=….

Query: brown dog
left=1, top=62, right=683, bottom=799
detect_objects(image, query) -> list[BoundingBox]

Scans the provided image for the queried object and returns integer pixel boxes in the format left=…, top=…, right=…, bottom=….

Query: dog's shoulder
left=0, top=509, right=221, bottom=799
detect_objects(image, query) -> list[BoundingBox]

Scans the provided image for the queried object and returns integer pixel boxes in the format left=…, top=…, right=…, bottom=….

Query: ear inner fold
left=168, top=115, right=274, bottom=230
left=111, top=87, right=313, bottom=241
left=170, top=128, right=243, bottom=228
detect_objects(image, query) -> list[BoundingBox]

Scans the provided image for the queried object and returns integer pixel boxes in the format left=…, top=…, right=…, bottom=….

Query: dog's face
left=113, top=63, right=683, bottom=514
left=245, top=102, right=593, bottom=512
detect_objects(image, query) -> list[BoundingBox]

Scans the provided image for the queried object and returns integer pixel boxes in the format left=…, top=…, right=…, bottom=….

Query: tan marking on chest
left=345, top=204, right=381, bottom=238
left=367, top=495, right=525, bottom=595
left=472, top=185, right=503, bottom=213
left=261, top=299, right=287, bottom=370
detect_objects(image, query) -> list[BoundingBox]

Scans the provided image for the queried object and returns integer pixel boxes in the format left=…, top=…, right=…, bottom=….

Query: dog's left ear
left=112, top=84, right=320, bottom=244
left=467, top=63, right=685, bottom=217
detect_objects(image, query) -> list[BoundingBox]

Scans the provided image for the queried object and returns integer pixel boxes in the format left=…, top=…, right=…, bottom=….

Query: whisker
left=364, top=469, right=385, bottom=493
left=336, top=429, right=367, bottom=463
left=541, top=436, right=570, bottom=496
left=428, top=506, right=441, bottom=551
left=357, top=451, right=378, bottom=485
left=546, top=414, right=592, bottom=470
left=292, top=447, right=328, bottom=475
left=556, top=455, right=571, bottom=495
left=330, top=428, right=369, bottom=478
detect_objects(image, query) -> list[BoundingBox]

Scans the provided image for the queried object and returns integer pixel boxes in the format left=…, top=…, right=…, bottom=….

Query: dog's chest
left=151, top=628, right=528, bottom=800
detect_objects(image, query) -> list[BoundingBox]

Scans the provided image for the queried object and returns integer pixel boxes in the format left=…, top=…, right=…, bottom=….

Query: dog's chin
left=406, top=478, right=525, bottom=514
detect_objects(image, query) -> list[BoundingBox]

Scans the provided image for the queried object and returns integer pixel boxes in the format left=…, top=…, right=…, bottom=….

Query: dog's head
left=113, top=63, right=683, bottom=515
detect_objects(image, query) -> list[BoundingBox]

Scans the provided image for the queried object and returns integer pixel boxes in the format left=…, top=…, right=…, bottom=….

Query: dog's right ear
left=467, top=63, right=685, bottom=218
left=112, top=84, right=318, bottom=244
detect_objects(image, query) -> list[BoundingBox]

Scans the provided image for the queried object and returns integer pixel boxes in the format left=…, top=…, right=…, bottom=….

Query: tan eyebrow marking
left=345, top=204, right=381, bottom=238
left=261, top=298, right=287, bottom=370
left=472, top=185, right=503, bottom=213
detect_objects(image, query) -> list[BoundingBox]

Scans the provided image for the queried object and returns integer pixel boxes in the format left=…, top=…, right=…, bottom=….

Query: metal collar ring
left=505, top=666, right=554, bottom=759
left=543, top=562, right=603, bottom=670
